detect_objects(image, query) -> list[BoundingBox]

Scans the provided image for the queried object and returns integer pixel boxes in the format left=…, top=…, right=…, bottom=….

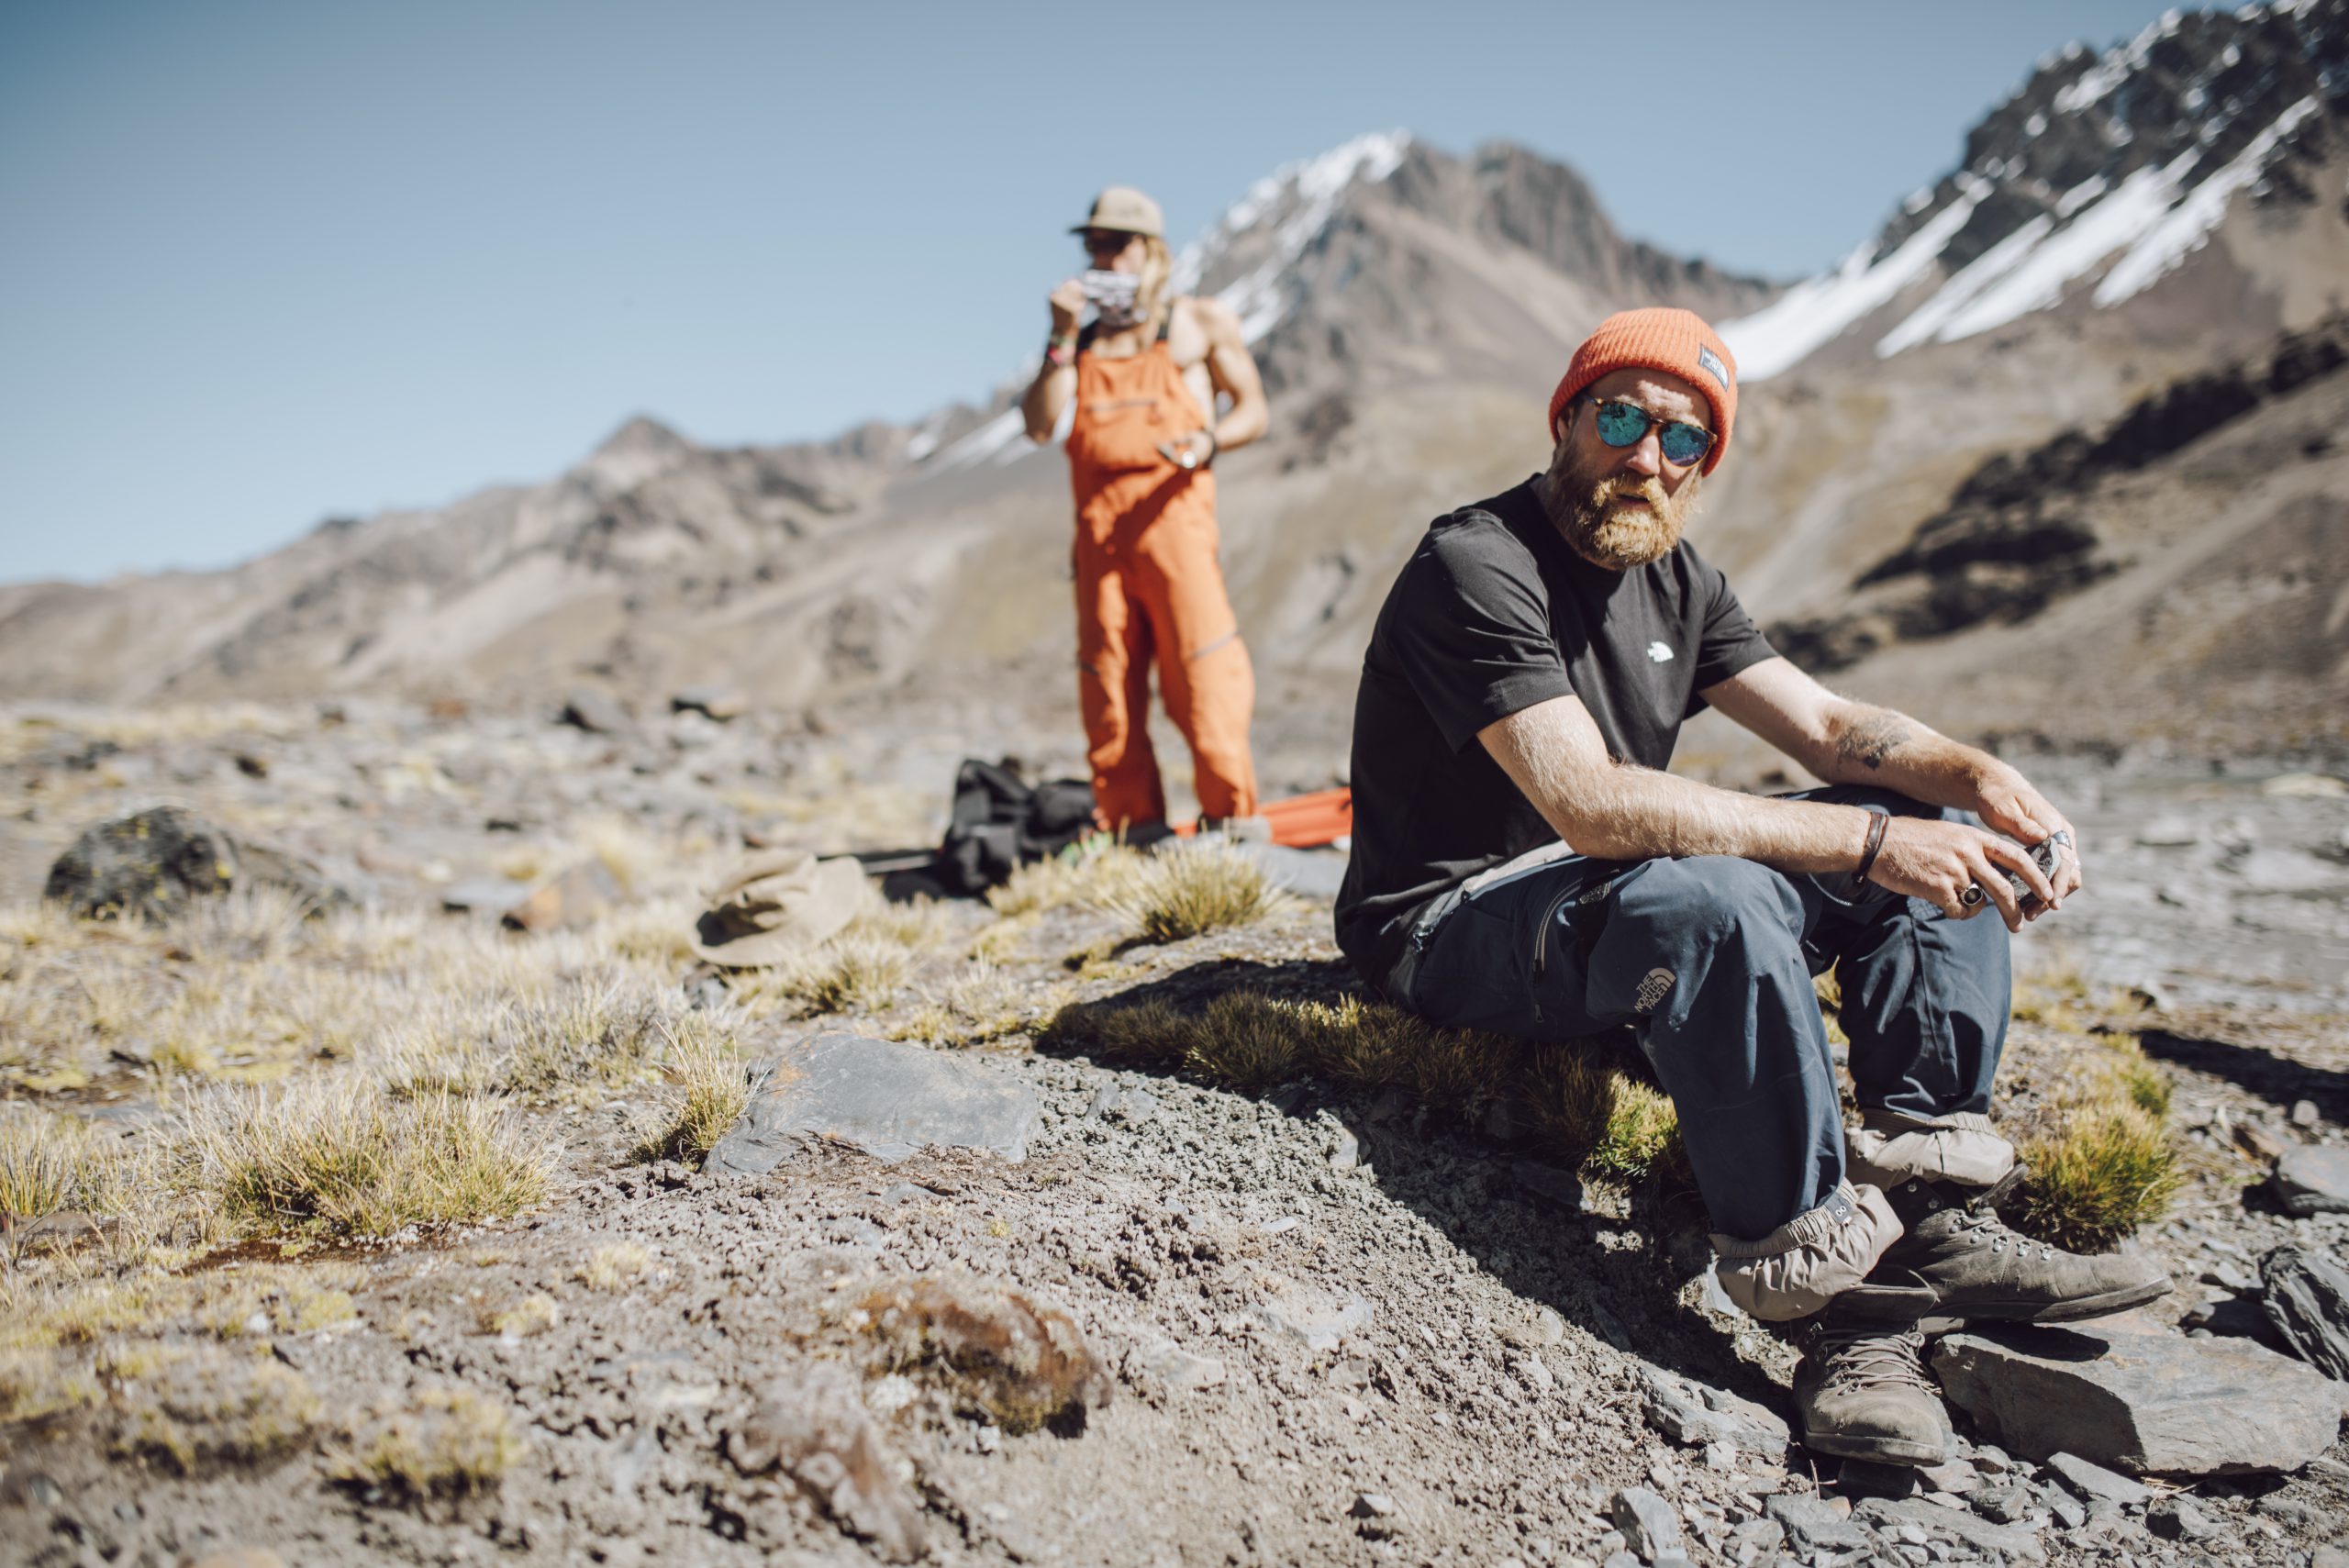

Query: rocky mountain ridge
left=4, top=5, right=2346, bottom=762
left=1722, top=0, right=2349, bottom=378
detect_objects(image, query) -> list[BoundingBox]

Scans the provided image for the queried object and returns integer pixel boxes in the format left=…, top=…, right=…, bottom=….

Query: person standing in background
left=1021, top=186, right=1270, bottom=835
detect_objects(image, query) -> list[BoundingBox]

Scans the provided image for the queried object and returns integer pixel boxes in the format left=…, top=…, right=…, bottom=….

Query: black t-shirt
left=1333, top=475, right=1778, bottom=986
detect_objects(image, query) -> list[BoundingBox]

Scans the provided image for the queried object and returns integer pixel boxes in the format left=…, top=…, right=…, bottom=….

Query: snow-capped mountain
left=929, top=129, right=1773, bottom=472
left=4, top=6, right=2341, bottom=736
left=1724, top=0, right=2347, bottom=379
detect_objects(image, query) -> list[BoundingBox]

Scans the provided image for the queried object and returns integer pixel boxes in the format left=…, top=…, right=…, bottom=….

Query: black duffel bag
left=935, top=758, right=1097, bottom=895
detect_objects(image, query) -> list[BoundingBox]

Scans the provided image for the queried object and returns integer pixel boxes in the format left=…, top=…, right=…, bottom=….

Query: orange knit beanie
left=1547, top=308, right=1738, bottom=475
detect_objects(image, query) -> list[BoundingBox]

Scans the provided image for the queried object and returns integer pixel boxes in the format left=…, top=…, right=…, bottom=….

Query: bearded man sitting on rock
left=1332, top=307, right=2170, bottom=1466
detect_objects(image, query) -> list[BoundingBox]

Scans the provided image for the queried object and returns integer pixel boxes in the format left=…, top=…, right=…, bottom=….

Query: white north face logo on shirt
left=1647, top=641, right=1674, bottom=663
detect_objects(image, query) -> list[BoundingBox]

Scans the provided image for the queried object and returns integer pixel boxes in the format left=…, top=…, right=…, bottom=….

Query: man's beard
left=1548, top=450, right=1703, bottom=570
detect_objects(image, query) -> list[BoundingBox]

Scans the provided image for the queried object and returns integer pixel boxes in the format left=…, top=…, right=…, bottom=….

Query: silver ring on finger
left=1959, top=884, right=1986, bottom=908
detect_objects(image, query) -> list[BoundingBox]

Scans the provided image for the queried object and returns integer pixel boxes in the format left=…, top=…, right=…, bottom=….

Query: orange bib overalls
left=1064, top=322, right=1258, bottom=829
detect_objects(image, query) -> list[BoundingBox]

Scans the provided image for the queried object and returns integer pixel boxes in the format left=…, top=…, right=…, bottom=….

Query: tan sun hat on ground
left=1071, top=185, right=1163, bottom=239
left=690, top=851, right=869, bottom=968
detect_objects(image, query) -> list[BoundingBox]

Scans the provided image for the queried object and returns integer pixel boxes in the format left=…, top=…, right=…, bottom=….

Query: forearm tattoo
left=1837, top=711, right=1913, bottom=772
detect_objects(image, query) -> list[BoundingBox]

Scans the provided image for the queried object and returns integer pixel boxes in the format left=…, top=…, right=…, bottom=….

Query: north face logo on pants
left=1634, top=967, right=1675, bottom=1013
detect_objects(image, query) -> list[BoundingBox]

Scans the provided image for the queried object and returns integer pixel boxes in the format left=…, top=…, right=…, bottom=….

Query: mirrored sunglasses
left=1583, top=397, right=1715, bottom=467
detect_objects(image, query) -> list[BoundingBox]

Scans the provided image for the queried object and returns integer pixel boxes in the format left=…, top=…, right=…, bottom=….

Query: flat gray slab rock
left=2275, top=1146, right=2349, bottom=1215
left=1639, top=1366, right=1790, bottom=1462
left=705, top=1033, right=1039, bottom=1175
left=2263, top=1244, right=2349, bottom=1381
left=1854, top=1497, right=2046, bottom=1562
left=1933, top=1321, right=2346, bottom=1475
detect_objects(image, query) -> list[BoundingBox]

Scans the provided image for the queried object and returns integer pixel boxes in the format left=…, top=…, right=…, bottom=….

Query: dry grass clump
left=498, top=975, right=672, bottom=1095
left=2012, top=1101, right=2181, bottom=1251
left=0, top=1107, right=109, bottom=1220
left=856, top=1274, right=1111, bottom=1435
left=577, top=1240, right=651, bottom=1291
left=481, top=1292, right=561, bottom=1339
left=185, top=1080, right=551, bottom=1239
left=2009, top=1033, right=2182, bottom=1250
left=740, top=934, right=914, bottom=1018
left=0, top=1347, right=103, bottom=1424
left=1086, top=842, right=1287, bottom=944
left=113, top=1353, right=321, bottom=1474
left=891, top=962, right=1044, bottom=1048
left=637, top=1012, right=752, bottom=1164
left=593, top=895, right=703, bottom=968
left=985, top=844, right=1145, bottom=917
left=378, top=971, right=678, bottom=1101
left=1521, top=1049, right=1683, bottom=1184
left=1041, top=989, right=1686, bottom=1184
left=332, top=1385, right=524, bottom=1499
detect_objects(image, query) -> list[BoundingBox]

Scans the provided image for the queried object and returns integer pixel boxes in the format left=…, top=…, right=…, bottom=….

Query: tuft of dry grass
left=332, top=1385, right=524, bottom=1499
left=1521, top=1049, right=1683, bottom=1184
left=498, top=976, right=672, bottom=1095
left=742, top=934, right=914, bottom=1018
left=2012, top=1100, right=2182, bottom=1251
left=0, top=1108, right=98, bottom=1220
left=892, top=962, right=1046, bottom=1048
left=577, top=1240, right=651, bottom=1291
left=1087, top=842, right=1287, bottom=944
left=2004, top=1029, right=2182, bottom=1250
left=985, top=846, right=1141, bottom=917
left=1041, top=989, right=1687, bottom=1185
left=481, top=1292, right=561, bottom=1339
left=114, top=1352, right=321, bottom=1474
left=638, top=1012, right=751, bottom=1164
left=184, top=1080, right=551, bottom=1239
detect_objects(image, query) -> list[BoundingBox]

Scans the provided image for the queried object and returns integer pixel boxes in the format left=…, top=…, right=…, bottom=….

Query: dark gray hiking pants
left=1387, top=786, right=2010, bottom=1243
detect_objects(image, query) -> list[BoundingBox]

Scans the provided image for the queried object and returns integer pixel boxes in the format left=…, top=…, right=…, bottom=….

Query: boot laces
left=1813, top=1327, right=1937, bottom=1396
left=1947, top=1207, right=2058, bottom=1262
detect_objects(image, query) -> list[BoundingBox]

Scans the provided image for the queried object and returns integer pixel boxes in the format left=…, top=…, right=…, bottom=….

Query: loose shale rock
left=704, top=1032, right=1040, bottom=1174
left=1934, top=1322, right=2345, bottom=1473
left=1638, top=1366, right=1791, bottom=1462
left=2275, top=1147, right=2349, bottom=1215
left=2262, top=1244, right=2349, bottom=1381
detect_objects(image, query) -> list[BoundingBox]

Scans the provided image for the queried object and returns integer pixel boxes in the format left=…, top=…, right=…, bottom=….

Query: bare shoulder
left=1170, top=295, right=1245, bottom=365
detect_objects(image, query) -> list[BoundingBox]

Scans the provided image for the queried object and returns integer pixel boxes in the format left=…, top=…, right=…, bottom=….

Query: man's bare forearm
left=1488, top=706, right=1871, bottom=873
left=1814, top=701, right=2007, bottom=808
left=1551, top=763, right=1871, bottom=873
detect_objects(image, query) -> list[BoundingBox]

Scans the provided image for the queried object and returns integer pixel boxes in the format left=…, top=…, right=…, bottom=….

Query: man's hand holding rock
left=1867, top=814, right=2062, bottom=930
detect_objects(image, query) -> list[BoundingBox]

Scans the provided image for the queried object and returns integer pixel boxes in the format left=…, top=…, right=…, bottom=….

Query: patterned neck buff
left=1081, top=269, right=1142, bottom=331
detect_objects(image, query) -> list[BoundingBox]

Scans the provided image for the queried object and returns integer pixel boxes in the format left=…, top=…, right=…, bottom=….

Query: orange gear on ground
left=1065, top=328, right=1257, bottom=830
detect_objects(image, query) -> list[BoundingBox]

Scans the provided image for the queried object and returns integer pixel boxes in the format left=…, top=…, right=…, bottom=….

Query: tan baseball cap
left=1071, top=185, right=1163, bottom=239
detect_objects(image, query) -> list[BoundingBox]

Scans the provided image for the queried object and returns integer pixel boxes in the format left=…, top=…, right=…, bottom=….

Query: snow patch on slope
left=928, top=131, right=1409, bottom=472
left=1174, top=129, right=1411, bottom=344
left=1716, top=190, right=1986, bottom=381
left=2055, top=8, right=2184, bottom=115
left=2096, top=95, right=2321, bottom=305
left=1727, top=83, right=2323, bottom=378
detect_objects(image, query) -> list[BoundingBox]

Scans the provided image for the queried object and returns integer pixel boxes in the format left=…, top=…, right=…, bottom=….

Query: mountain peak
left=576, top=414, right=696, bottom=492
left=1722, top=0, right=2345, bottom=379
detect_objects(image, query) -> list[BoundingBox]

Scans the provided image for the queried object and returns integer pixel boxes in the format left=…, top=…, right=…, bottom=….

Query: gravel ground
left=4, top=704, right=2347, bottom=1566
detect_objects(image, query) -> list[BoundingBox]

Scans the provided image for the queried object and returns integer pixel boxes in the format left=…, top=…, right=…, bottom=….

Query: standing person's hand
left=1049, top=279, right=1085, bottom=338
left=1970, top=762, right=2084, bottom=906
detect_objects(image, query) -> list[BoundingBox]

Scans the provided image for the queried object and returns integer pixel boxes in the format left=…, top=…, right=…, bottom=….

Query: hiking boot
left=1791, top=1318, right=1951, bottom=1466
left=1836, top=1175, right=2172, bottom=1326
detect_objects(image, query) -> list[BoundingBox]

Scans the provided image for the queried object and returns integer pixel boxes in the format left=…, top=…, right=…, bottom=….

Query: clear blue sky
left=2, top=0, right=2186, bottom=584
